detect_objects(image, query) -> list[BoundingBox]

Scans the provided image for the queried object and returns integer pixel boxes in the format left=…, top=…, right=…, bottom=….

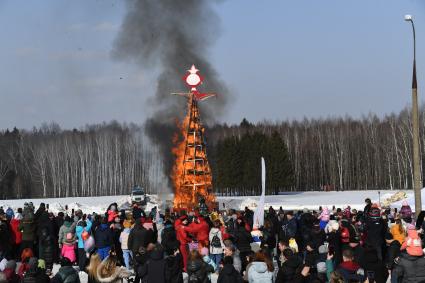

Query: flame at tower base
left=171, top=65, right=216, bottom=211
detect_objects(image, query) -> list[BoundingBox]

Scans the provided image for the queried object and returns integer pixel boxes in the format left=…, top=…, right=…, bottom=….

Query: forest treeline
left=0, top=106, right=424, bottom=199
left=0, top=122, right=166, bottom=199
left=208, top=108, right=424, bottom=195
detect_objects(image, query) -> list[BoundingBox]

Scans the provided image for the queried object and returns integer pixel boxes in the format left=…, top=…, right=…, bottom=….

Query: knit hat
left=318, top=245, right=328, bottom=254
left=38, top=259, right=46, bottom=270
left=14, top=213, right=23, bottom=220
left=369, top=207, right=381, bottom=219
left=143, top=218, right=154, bottom=230
left=123, top=219, right=133, bottom=228
left=407, top=223, right=416, bottom=231
left=326, top=220, right=339, bottom=233
left=28, top=257, right=38, bottom=269
left=317, top=262, right=327, bottom=273
left=200, top=247, right=209, bottom=256
left=289, top=238, right=299, bottom=253
left=5, top=208, right=14, bottom=219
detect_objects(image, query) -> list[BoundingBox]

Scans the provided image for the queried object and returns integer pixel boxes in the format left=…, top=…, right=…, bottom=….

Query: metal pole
left=407, top=17, right=422, bottom=216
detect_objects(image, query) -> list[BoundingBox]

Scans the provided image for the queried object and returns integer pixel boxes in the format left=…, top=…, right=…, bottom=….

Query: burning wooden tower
left=172, top=65, right=216, bottom=210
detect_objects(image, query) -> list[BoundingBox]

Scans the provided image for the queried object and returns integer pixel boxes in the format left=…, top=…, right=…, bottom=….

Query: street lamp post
left=405, top=14, right=422, bottom=216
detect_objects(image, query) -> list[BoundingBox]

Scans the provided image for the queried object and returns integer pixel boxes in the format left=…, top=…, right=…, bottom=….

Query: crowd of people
left=0, top=198, right=425, bottom=283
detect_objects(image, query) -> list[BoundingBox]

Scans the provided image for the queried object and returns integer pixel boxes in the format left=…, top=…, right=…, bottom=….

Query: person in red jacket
left=10, top=213, right=23, bottom=259
left=175, top=215, right=196, bottom=271
left=107, top=203, right=119, bottom=223
left=191, top=215, right=210, bottom=248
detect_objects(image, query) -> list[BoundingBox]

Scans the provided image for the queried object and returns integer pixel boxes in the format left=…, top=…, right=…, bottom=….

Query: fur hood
left=96, top=261, right=131, bottom=283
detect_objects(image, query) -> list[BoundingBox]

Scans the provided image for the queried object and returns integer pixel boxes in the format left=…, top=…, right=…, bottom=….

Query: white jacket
left=209, top=227, right=224, bottom=255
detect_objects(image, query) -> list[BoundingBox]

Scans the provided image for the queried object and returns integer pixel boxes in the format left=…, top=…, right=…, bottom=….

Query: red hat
left=179, top=215, right=188, bottom=221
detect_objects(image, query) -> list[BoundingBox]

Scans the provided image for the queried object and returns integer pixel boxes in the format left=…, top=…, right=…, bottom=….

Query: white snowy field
left=1, top=189, right=423, bottom=213
left=218, top=190, right=409, bottom=211
left=0, top=194, right=173, bottom=215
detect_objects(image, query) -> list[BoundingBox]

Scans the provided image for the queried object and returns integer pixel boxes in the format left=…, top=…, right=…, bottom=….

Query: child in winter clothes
left=318, top=207, right=330, bottom=230
left=390, top=219, right=406, bottom=245
left=119, top=219, right=133, bottom=270
left=61, top=232, right=77, bottom=263
left=401, top=225, right=423, bottom=256
left=201, top=247, right=217, bottom=276
left=209, top=220, right=225, bottom=269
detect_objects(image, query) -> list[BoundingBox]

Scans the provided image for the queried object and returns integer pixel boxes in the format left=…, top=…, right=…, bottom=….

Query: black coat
left=51, top=266, right=80, bottom=283
left=161, top=224, right=180, bottom=252
left=309, top=228, right=326, bottom=249
left=0, top=220, right=11, bottom=256
left=262, top=226, right=276, bottom=250
left=23, top=268, right=51, bottom=283
left=279, top=217, right=297, bottom=241
left=40, top=226, right=55, bottom=266
left=226, top=218, right=237, bottom=238
left=234, top=225, right=253, bottom=253
left=360, top=249, right=388, bottom=283
left=365, top=218, right=385, bottom=247
left=217, top=264, right=244, bottom=283
left=393, top=252, right=425, bottom=283
left=165, top=254, right=184, bottom=283
left=145, top=249, right=166, bottom=283
left=128, top=223, right=148, bottom=254
left=145, top=228, right=156, bottom=246
left=187, top=259, right=214, bottom=283
left=94, top=224, right=113, bottom=249
left=275, top=255, right=303, bottom=283
left=385, top=240, right=401, bottom=270
left=36, top=211, right=54, bottom=239
left=327, top=231, right=342, bottom=265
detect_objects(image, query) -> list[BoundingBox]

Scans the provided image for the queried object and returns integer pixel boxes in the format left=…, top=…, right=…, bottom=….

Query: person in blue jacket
left=76, top=215, right=92, bottom=272
left=95, top=217, right=113, bottom=260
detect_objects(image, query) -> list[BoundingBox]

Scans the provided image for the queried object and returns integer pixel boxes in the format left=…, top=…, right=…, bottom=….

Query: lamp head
left=404, top=14, right=413, bottom=22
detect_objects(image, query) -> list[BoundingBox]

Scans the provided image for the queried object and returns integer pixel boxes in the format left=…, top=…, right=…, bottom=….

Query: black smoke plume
left=112, top=0, right=229, bottom=189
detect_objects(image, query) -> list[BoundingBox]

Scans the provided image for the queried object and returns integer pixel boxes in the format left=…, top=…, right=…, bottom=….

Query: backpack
left=349, top=224, right=360, bottom=242
left=211, top=232, right=221, bottom=248
left=341, top=227, right=350, bottom=243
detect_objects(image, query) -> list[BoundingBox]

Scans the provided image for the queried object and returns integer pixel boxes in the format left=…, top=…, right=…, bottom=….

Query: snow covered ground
left=1, top=189, right=422, bottom=214
left=218, top=190, right=403, bottom=211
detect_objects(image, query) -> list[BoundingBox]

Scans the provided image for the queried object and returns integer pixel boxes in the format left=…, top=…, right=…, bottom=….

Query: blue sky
left=0, top=0, right=423, bottom=129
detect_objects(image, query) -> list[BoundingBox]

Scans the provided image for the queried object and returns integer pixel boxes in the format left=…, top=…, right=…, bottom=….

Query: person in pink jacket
left=61, top=232, right=77, bottom=263
left=318, top=206, right=330, bottom=230
left=107, top=204, right=119, bottom=223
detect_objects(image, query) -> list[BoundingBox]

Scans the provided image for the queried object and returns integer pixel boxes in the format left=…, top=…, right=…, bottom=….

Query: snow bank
left=217, top=190, right=403, bottom=211
left=0, top=190, right=418, bottom=214
left=0, top=194, right=166, bottom=215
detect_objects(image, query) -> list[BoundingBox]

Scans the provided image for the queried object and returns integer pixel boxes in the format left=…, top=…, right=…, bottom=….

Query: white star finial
left=188, top=65, right=199, bottom=74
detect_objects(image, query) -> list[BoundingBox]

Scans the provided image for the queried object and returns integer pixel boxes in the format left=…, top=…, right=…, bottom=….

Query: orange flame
left=172, top=95, right=215, bottom=210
